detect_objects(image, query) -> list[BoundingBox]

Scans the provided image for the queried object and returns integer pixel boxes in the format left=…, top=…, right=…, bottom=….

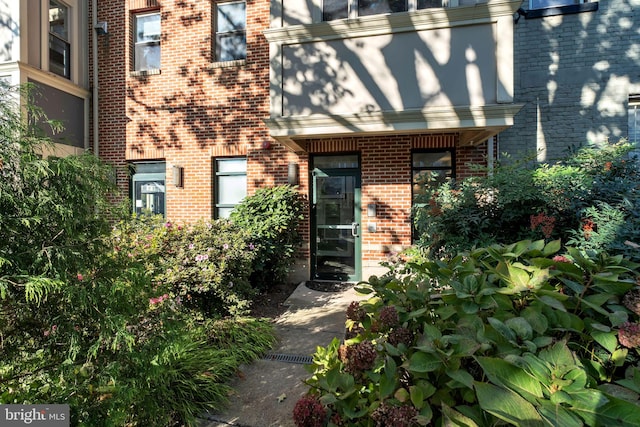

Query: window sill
left=208, top=59, right=247, bottom=69
left=525, top=2, right=598, bottom=19
left=130, top=69, right=161, bottom=77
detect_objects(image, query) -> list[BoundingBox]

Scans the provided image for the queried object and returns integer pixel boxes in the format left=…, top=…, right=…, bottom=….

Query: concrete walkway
left=199, top=282, right=367, bottom=427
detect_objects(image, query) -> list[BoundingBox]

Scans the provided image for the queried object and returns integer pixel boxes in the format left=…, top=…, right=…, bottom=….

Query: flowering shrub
left=299, top=240, right=640, bottom=426
left=414, top=140, right=640, bottom=260
left=109, top=216, right=258, bottom=316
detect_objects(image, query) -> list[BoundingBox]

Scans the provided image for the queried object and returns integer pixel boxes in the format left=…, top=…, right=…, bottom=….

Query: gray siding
left=499, top=0, right=640, bottom=162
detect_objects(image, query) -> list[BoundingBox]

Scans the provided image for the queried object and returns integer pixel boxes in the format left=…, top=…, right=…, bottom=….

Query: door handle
left=351, top=222, right=360, bottom=237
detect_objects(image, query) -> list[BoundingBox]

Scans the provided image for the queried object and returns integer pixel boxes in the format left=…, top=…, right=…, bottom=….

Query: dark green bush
left=0, top=83, right=277, bottom=426
left=414, top=141, right=640, bottom=260
left=230, top=185, right=305, bottom=288
left=298, top=240, right=640, bottom=426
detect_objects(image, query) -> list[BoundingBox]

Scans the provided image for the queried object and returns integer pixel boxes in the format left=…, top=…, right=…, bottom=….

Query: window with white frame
left=215, top=1, right=246, bottom=62
left=134, top=11, right=161, bottom=71
left=49, top=0, right=70, bottom=79
left=323, top=0, right=447, bottom=21
left=215, top=158, right=247, bottom=218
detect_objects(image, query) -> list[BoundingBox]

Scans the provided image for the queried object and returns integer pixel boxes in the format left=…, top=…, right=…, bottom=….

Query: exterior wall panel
left=281, top=24, right=498, bottom=116
left=499, top=0, right=640, bottom=162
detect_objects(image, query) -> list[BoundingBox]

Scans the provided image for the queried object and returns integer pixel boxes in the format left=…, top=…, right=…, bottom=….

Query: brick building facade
left=86, top=0, right=637, bottom=282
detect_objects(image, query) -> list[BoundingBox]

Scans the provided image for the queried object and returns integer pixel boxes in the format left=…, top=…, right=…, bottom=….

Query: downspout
left=91, top=0, right=99, bottom=155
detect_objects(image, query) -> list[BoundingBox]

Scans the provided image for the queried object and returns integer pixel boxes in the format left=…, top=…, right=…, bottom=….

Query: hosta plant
left=297, top=240, right=640, bottom=426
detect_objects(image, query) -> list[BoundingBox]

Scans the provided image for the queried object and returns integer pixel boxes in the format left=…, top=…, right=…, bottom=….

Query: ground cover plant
left=296, top=240, right=640, bottom=426
left=0, top=83, right=279, bottom=425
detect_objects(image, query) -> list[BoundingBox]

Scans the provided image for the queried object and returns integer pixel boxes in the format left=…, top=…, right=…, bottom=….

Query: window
left=323, top=0, right=444, bottom=21
left=134, top=11, right=161, bottom=71
left=131, top=162, right=166, bottom=216
left=215, top=1, right=246, bottom=62
left=49, top=0, right=70, bottom=79
left=525, top=0, right=598, bottom=18
left=411, top=150, right=454, bottom=240
left=530, top=0, right=584, bottom=9
left=630, top=95, right=640, bottom=144
left=215, top=158, right=247, bottom=218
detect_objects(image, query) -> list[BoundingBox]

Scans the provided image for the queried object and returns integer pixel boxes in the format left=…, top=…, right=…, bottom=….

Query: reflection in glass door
left=312, top=155, right=361, bottom=282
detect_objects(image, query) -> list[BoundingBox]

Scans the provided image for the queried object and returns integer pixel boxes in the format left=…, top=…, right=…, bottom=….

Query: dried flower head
left=623, top=288, right=640, bottom=316
left=388, top=327, right=415, bottom=348
left=293, top=394, right=326, bottom=427
left=619, top=322, right=640, bottom=348
left=346, top=301, right=366, bottom=322
left=379, top=305, right=400, bottom=328
left=339, top=340, right=377, bottom=374
left=371, top=402, right=418, bottom=427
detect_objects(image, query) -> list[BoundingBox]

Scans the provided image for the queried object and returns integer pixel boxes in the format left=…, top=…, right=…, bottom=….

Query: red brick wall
left=96, top=0, right=298, bottom=220
left=94, top=0, right=494, bottom=276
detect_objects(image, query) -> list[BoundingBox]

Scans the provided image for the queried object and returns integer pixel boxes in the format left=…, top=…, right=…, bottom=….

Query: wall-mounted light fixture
left=94, top=21, right=108, bottom=35
left=367, top=203, right=377, bottom=217
left=172, top=165, right=183, bottom=188
left=288, top=162, right=299, bottom=186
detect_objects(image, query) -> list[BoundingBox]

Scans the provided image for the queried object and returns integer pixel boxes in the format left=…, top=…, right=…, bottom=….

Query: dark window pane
left=323, top=0, right=348, bottom=20
left=413, top=152, right=452, bottom=168
left=49, top=34, right=70, bottom=78
left=530, top=0, right=579, bottom=9
left=417, top=0, right=443, bottom=9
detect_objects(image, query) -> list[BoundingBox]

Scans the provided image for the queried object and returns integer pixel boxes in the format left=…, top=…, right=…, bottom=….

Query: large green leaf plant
left=297, top=240, right=640, bottom=426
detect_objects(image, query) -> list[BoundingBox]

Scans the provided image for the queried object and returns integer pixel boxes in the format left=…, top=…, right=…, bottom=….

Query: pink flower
left=77, top=273, right=84, bottom=281
left=223, top=244, right=229, bottom=250
left=162, top=294, right=169, bottom=300
left=552, top=255, right=572, bottom=263
left=43, top=330, right=50, bottom=337
left=165, top=222, right=172, bottom=228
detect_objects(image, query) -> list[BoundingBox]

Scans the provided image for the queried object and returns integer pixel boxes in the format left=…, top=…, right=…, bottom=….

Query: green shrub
left=230, top=185, right=305, bottom=288
left=414, top=140, right=640, bottom=260
left=0, top=83, right=277, bottom=425
left=298, top=240, right=640, bottom=426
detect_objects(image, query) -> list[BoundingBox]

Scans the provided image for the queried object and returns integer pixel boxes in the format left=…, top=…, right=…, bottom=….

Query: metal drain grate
left=263, top=353, right=314, bottom=365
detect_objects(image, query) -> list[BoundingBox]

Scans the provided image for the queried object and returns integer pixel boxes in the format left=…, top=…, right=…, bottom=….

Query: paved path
left=199, top=282, right=367, bottom=427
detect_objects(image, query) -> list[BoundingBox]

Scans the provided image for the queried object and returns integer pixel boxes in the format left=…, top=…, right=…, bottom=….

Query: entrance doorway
left=311, top=155, right=361, bottom=282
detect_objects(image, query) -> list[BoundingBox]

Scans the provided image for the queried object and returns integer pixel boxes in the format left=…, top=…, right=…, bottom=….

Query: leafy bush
left=110, top=215, right=258, bottom=317
left=230, top=185, right=305, bottom=288
left=414, top=141, right=640, bottom=259
left=0, top=83, right=277, bottom=425
left=298, top=240, right=640, bottom=426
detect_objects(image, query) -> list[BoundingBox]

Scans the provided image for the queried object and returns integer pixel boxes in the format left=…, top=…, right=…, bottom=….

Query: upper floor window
left=134, top=11, right=161, bottom=71
left=525, top=0, right=598, bottom=18
left=49, top=0, right=70, bottom=79
left=323, top=0, right=444, bottom=21
left=215, top=1, right=246, bottom=62
left=530, top=0, right=585, bottom=9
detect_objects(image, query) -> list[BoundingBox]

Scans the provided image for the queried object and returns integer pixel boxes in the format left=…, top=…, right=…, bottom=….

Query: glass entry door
left=312, top=155, right=361, bottom=282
